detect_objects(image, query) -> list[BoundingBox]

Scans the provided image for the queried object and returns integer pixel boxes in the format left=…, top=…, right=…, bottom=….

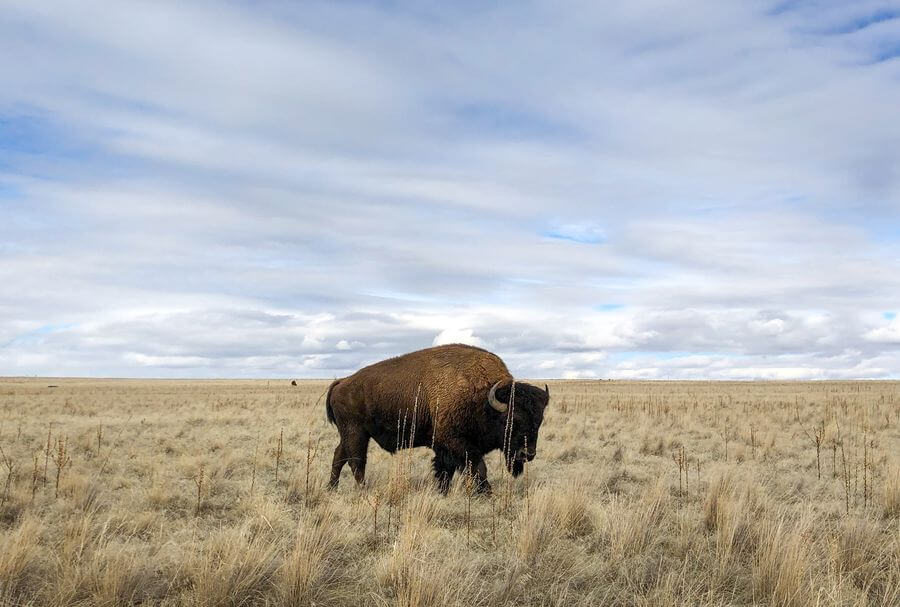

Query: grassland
left=0, top=378, right=897, bottom=606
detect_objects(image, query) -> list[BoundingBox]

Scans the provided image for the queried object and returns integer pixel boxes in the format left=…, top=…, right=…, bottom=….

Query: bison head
left=487, top=380, right=550, bottom=476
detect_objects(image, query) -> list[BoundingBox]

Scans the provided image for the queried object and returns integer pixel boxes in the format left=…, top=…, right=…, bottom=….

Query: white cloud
left=750, top=318, right=785, bottom=336
left=562, top=369, right=598, bottom=379
left=433, top=328, right=484, bottom=348
left=864, top=318, right=900, bottom=344
left=0, top=1, right=898, bottom=378
left=336, top=339, right=365, bottom=351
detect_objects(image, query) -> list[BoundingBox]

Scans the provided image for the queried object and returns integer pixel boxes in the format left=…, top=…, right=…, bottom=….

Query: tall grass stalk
left=274, top=427, right=284, bottom=482
left=51, top=436, right=70, bottom=498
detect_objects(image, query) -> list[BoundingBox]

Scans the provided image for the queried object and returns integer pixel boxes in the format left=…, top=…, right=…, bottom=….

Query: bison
left=325, top=343, right=550, bottom=494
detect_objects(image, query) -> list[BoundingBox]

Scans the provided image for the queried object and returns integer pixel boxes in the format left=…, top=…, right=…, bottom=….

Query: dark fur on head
left=489, top=381, right=550, bottom=477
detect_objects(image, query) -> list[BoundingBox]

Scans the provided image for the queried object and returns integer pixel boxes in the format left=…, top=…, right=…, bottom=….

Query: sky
left=1, top=0, right=899, bottom=380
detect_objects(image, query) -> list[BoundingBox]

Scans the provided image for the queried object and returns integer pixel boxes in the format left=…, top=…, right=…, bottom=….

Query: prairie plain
left=0, top=378, right=898, bottom=606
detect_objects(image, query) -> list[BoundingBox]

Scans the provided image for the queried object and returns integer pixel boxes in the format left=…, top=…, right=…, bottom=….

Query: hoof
left=474, top=480, right=493, bottom=496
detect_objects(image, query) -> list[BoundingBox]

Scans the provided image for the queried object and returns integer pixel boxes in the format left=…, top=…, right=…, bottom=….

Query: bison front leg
left=473, top=457, right=492, bottom=495
left=432, top=447, right=457, bottom=495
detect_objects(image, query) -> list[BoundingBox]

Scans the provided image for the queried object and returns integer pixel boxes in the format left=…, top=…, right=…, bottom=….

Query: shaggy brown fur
left=326, top=344, right=550, bottom=493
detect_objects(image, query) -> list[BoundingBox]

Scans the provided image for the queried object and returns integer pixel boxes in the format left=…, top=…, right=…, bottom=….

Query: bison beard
left=510, top=458, right=525, bottom=478
left=325, top=344, right=550, bottom=495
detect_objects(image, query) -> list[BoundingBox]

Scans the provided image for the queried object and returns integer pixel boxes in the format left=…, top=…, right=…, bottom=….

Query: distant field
left=0, top=378, right=898, bottom=606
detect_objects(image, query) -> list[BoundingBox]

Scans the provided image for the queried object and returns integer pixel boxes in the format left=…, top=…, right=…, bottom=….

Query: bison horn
left=545, top=384, right=550, bottom=397
left=488, top=380, right=508, bottom=413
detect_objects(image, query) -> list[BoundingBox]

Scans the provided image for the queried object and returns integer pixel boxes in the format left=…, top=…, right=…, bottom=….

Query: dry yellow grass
left=0, top=378, right=898, bottom=606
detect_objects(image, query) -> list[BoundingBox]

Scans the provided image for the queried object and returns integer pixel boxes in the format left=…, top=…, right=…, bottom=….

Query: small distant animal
left=325, top=344, right=550, bottom=494
left=291, top=380, right=297, bottom=386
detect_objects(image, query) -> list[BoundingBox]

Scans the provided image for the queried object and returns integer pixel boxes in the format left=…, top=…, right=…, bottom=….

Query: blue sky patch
left=873, top=41, right=900, bottom=63
left=542, top=224, right=605, bottom=244
left=825, top=9, right=899, bottom=35
left=0, top=112, right=96, bottom=174
left=33, top=323, right=77, bottom=334
left=0, top=182, right=20, bottom=199
left=885, top=312, right=897, bottom=321
left=450, top=102, right=579, bottom=141
left=594, top=303, right=623, bottom=312
left=0, top=112, right=77, bottom=157
left=766, top=1, right=803, bottom=17
left=3, top=323, right=77, bottom=349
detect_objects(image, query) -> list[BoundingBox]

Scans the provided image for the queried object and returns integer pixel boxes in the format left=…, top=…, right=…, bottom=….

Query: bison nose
left=526, top=451, right=536, bottom=461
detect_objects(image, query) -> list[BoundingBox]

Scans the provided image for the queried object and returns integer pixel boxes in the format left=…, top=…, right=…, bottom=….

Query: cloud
left=433, top=328, right=484, bottom=348
left=0, top=0, right=898, bottom=378
left=864, top=318, right=900, bottom=344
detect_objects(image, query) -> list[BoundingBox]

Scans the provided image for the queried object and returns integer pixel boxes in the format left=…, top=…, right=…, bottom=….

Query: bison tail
left=325, top=379, right=341, bottom=425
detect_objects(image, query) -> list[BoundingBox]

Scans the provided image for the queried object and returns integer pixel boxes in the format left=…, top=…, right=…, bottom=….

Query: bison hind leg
left=330, top=431, right=371, bottom=489
left=329, top=443, right=346, bottom=489
left=344, top=432, right=370, bottom=486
